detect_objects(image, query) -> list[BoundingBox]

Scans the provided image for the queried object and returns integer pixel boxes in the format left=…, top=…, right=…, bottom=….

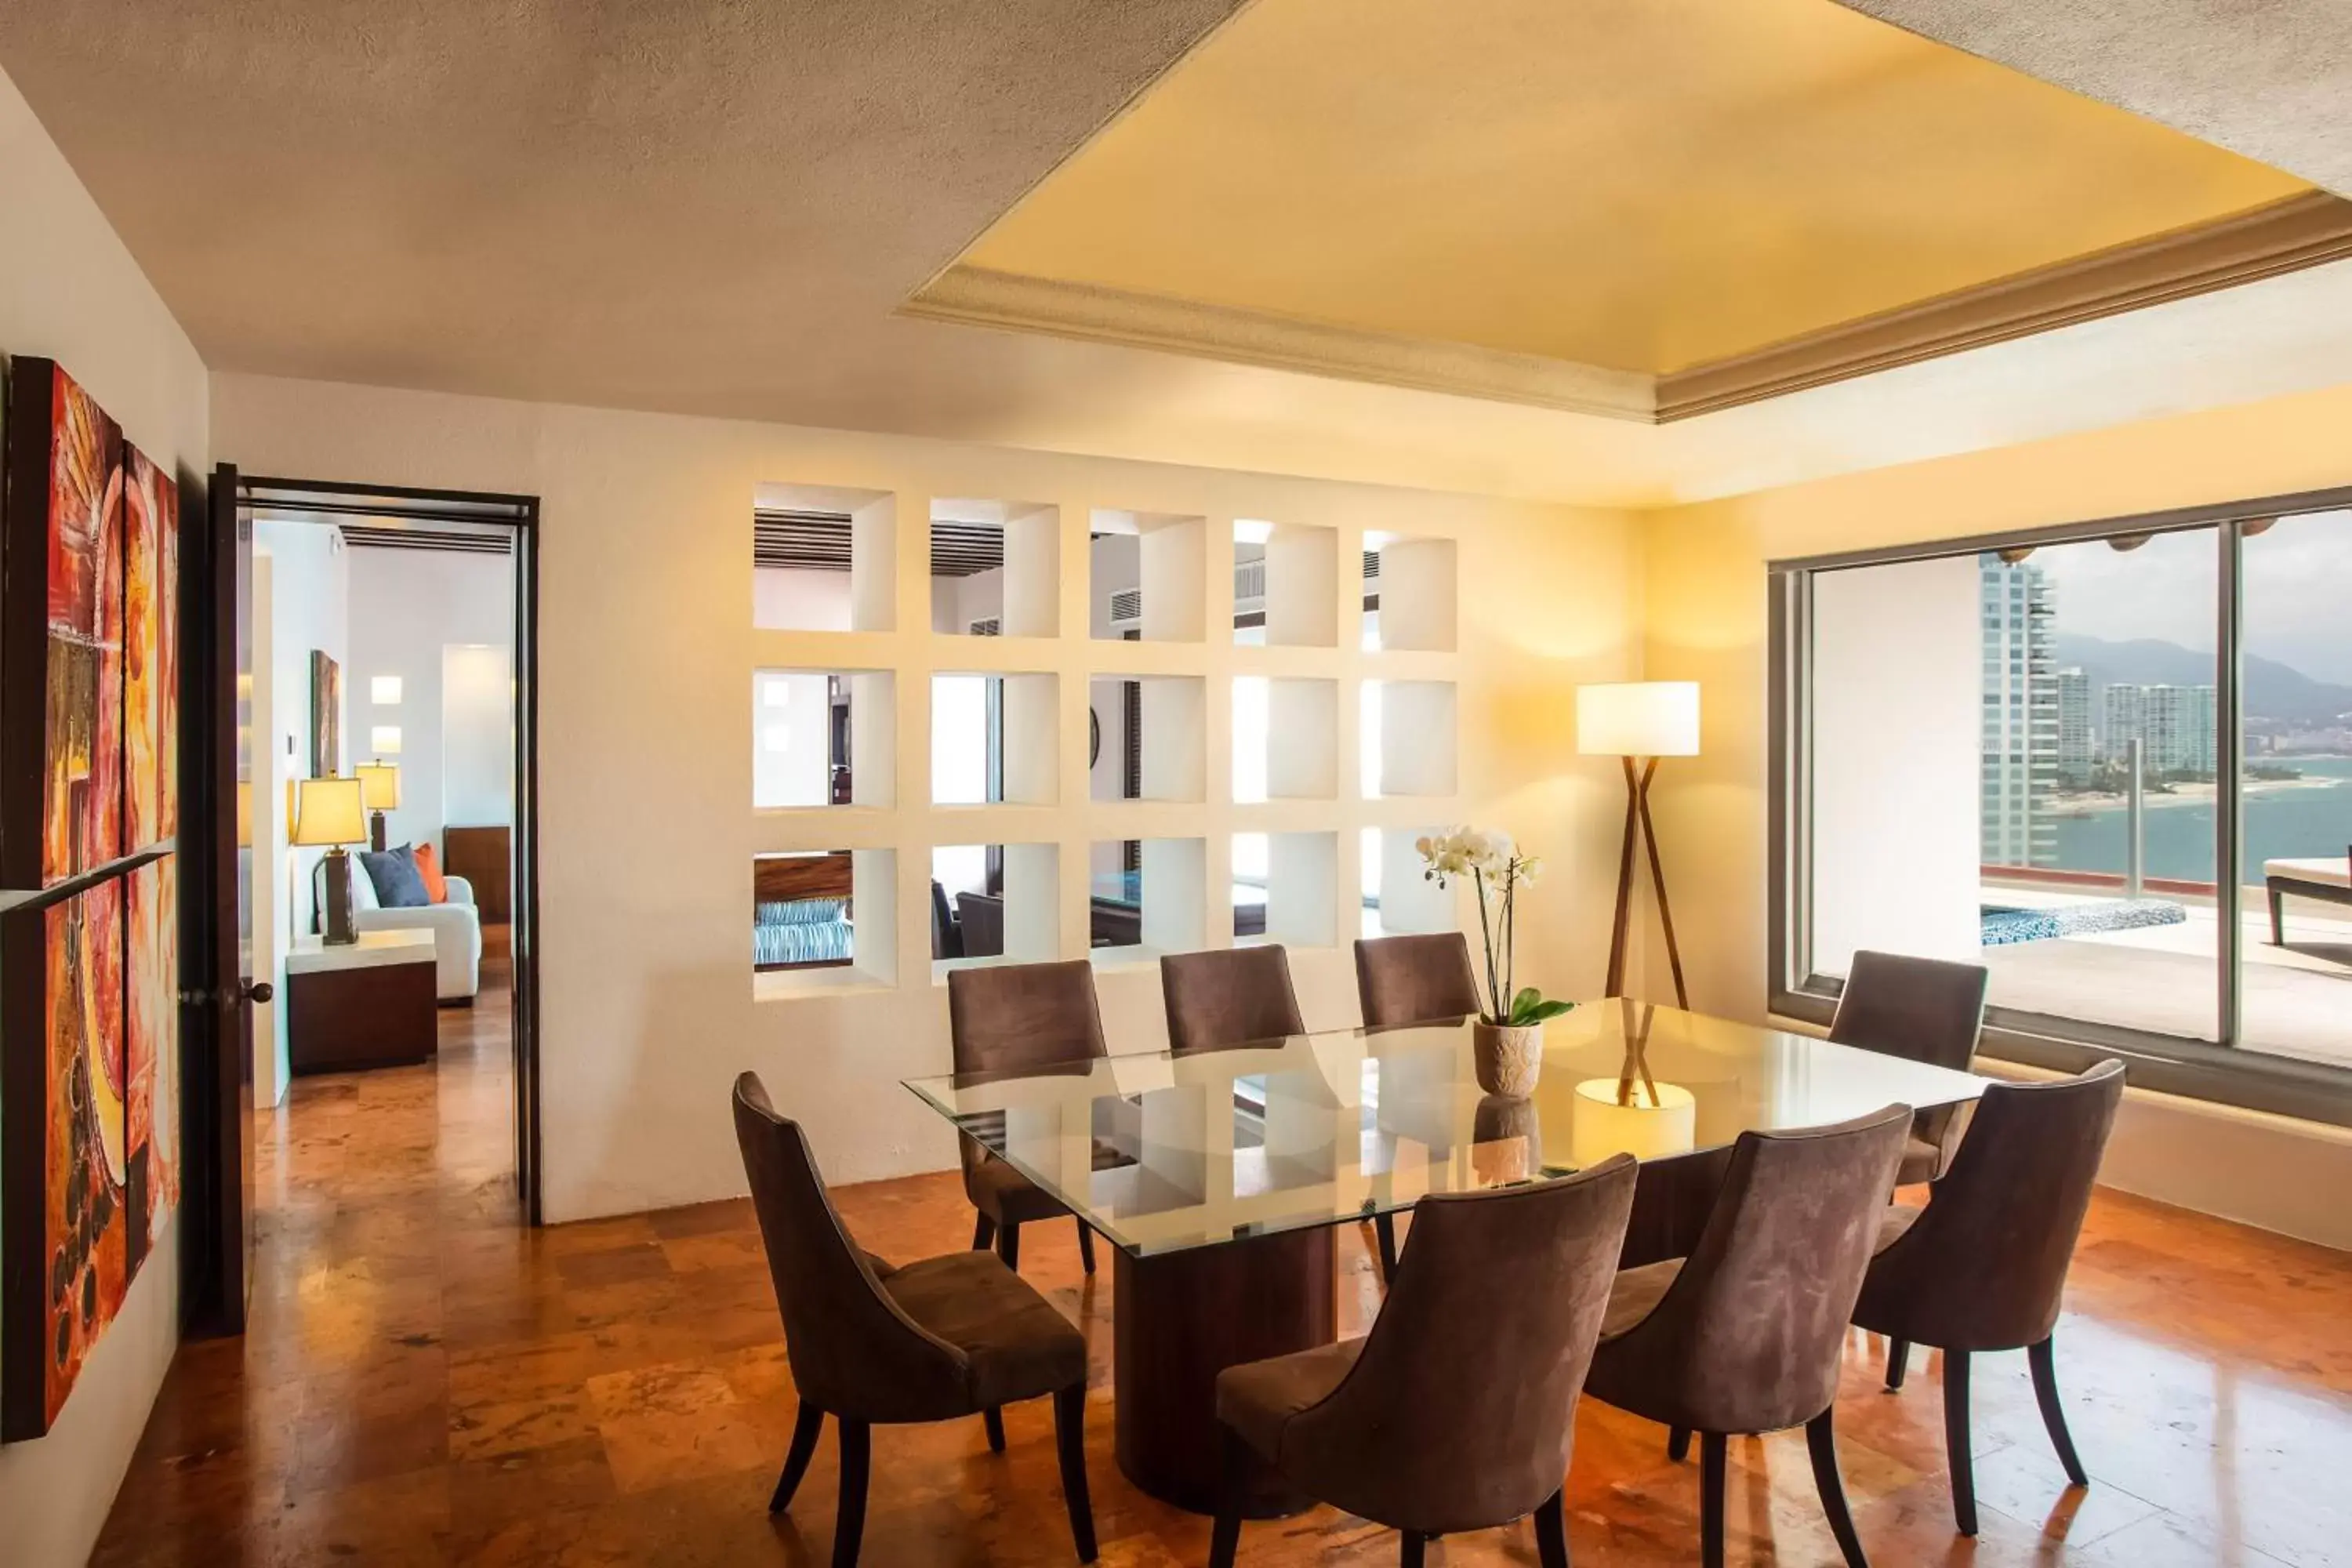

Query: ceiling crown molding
left=899, top=265, right=1660, bottom=422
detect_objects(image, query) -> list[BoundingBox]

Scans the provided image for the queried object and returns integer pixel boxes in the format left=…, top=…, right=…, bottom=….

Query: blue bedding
left=754, top=897, right=854, bottom=967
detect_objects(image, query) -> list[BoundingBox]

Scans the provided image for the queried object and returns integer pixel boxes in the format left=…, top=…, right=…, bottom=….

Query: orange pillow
left=412, top=842, right=449, bottom=904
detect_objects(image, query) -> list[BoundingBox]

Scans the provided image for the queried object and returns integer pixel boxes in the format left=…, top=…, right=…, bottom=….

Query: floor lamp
left=1577, top=681, right=1700, bottom=1008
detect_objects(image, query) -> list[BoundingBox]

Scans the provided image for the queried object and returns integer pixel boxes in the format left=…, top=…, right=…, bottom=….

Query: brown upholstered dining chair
left=1351, top=931, right=1484, bottom=1279
left=946, top=960, right=1107, bottom=1275
left=1585, top=1106, right=1911, bottom=1568
left=731, top=1073, right=1097, bottom=1566
left=1829, top=949, right=1990, bottom=1184
left=1162, top=945, right=1305, bottom=1055
left=1855, top=1059, right=2125, bottom=1536
left=1208, top=1154, right=1639, bottom=1568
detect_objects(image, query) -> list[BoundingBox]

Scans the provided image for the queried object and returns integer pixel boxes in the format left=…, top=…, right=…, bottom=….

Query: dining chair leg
left=1699, top=1432, right=1727, bottom=1568
left=1052, top=1385, right=1098, bottom=1563
left=1944, top=1349, right=1977, bottom=1535
left=1374, top=1213, right=1399, bottom=1283
left=998, top=1221, right=1022, bottom=1270
left=1886, top=1338, right=1911, bottom=1390
left=2029, top=1337, right=2089, bottom=1487
left=1076, top=1218, right=1096, bottom=1276
left=983, top=1406, right=1006, bottom=1453
left=1400, top=1531, right=1427, bottom=1567
left=972, top=1214, right=996, bottom=1252
left=1534, top=1487, right=1572, bottom=1568
left=1806, top=1409, right=1869, bottom=1568
left=1667, top=1425, right=1691, bottom=1462
left=832, top=1419, right=871, bottom=1568
left=770, top=1400, right=826, bottom=1514
left=1207, top=1428, right=1248, bottom=1568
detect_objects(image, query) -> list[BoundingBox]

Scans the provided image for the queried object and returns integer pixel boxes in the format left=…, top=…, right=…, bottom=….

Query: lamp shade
left=1577, top=681, right=1700, bottom=757
left=291, top=776, right=368, bottom=847
left=355, top=761, right=403, bottom=811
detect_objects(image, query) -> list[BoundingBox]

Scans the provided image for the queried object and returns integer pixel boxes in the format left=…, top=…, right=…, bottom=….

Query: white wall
left=254, top=520, right=349, bottom=938
left=1809, top=555, right=1984, bottom=975
left=753, top=566, right=852, bottom=632
left=211, top=370, right=1643, bottom=1224
left=752, top=670, right=832, bottom=809
left=0, top=56, right=210, bottom=1568
left=444, top=643, right=514, bottom=830
left=249, top=557, right=288, bottom=1105
left=344, top=546, right=513, bottom=851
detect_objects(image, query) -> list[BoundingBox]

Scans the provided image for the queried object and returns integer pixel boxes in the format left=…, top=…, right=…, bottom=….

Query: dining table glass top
left=903, top=997, right=1990, bottom=1258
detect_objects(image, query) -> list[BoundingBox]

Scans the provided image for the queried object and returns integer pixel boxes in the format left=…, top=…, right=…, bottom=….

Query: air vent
left=339, top=524, right=511, bottom=555
left=1362, top=549, right=1381, bottom=579
left=1233, top=559, right=1266, bottom=603
left=754, top=509, right=1006, bottom=577
left=967, top=617, right=1001, bottom=637
left=1109, top=588, right=1142, bottom=624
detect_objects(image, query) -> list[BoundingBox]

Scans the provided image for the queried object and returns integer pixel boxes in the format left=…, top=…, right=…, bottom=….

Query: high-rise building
left=1980, top=555, right=2059, bottom=866
left=2056, top=667, right=2092, bottom=785
left=2103, top=682, right=2218, bottom=776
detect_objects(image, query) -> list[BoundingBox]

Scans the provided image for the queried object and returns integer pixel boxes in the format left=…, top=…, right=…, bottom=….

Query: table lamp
left=354, top=761, right=402, bottom=852
left=1577, top=681, right=1700, bottom=1007
left=294, top=775, right=368, bottom=945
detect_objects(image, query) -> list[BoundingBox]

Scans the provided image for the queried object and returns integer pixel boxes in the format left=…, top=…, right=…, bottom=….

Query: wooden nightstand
left=286, top=930, right=440, bottom=1075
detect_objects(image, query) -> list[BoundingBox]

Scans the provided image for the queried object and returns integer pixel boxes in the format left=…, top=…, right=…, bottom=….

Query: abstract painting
left=1, top=877, right=129, bottom=1439
left=2, top=358, right=125, bottom=887
left=125, top=857, right=179, bottom=1276
left=310, top=649, right=341, bottom=779
left=125, top=443, right=180, bottom=848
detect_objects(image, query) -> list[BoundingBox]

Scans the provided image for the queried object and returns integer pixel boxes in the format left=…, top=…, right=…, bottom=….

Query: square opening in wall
left=1363, top=680, right=1457, bottom=798
left=1088, top=674, right=1204, bottom=803
left=1235, top=519, right=1339, bottom=648
left=933, top=499, right=1058, bottom=638
left=933, top=673, right=1057, bottom=806
left=753, top=848, right=895, bottom=993
left=1089, top=837, right=1207, bottom=959
left=753, top=670, right=895, bottom=808
left=1362, top=827, right=1454, bottom=939
left=1236, top=831, right=1341, bottom=947
left=1092, top=510, right=1207, bottom=642
left=932, top=843, right=1059, bottom=969
left=753, top=483, right=895, bottom=633
left=1363, top=532, right=1457, bottom=652
left=1233, top=677, right=1338, bottom=803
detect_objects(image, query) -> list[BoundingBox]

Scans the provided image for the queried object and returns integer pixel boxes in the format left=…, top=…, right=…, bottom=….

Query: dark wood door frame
left=180, top=474, right=545, bottom=1334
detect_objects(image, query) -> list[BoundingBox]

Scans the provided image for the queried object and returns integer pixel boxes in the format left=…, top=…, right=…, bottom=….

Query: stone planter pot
left=1472, top=1021, right=1544, bottom=1098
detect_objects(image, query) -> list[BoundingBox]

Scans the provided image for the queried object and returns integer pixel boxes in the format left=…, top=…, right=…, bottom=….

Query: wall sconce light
left=371, top=724, right=404, bottom=755
left=371, top=675, right=403, bottom=705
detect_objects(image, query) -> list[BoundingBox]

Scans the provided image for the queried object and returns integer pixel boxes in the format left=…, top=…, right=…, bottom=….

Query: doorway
left=180, top=470, right=542, bottom=1336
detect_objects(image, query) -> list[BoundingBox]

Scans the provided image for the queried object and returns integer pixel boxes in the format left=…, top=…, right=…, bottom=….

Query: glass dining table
left=903, top=996, right=1991, bottom=1515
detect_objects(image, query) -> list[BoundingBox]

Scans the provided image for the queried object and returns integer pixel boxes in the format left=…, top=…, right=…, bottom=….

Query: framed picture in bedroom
left=310, top=649, right=341, bottom=779
left=2, top=355, right=127, bottom=888
left=125, top=442, right=180, bottom=851
left=1, top=875, right=129, bottom=1440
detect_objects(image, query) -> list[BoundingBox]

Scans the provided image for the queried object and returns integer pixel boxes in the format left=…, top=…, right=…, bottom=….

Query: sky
left=2031, top=509, right=2352, bottom=687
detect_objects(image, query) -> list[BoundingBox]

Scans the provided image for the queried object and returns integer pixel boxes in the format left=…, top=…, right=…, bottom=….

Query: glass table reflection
left=903, top=997, right=1991, bottom=1514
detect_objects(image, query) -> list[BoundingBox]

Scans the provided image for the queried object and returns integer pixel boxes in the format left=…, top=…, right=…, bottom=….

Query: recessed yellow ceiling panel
left=959, top=0, right=2310, bottom=375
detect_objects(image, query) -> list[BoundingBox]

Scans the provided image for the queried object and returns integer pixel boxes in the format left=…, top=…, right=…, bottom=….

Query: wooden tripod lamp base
left=1577, top=682, right=1701, bottom=1010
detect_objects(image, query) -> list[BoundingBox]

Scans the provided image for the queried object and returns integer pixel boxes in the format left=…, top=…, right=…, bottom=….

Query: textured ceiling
left=1835, top=0, right=2352, bottom=196
left=959, top=0, right=2307, bottom=376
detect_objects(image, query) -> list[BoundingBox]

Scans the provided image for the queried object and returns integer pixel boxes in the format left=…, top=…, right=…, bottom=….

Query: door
left=180, top=463, right=261, bottom=1336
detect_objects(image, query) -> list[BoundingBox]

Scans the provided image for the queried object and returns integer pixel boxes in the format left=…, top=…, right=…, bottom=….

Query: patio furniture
left=2265, top=848, right=2352, bottom=946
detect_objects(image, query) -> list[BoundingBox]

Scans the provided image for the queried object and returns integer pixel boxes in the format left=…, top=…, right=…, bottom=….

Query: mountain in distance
left=2052, top=633, right=2352, bottom=725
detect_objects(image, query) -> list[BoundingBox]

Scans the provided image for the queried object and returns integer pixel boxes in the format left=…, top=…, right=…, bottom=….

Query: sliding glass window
left=1773, top=493, right=2352, bottom=1123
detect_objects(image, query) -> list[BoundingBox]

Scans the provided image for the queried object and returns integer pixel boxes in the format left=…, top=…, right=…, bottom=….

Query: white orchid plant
left=1415, top=826, right=1576, bottom=1031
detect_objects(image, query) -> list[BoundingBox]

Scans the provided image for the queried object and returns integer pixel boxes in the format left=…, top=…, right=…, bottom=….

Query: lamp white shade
left=355, top=760, right=402, bottom=811
left=370, top=724, right=404, bottom=756
left=1577, top=681, right=1700, bottom=757
left=291, top=776, right=368, bottom=847
left=1568, top=1078, right=1697, bottom=1166
left=370, top=675, right=403, bottom=705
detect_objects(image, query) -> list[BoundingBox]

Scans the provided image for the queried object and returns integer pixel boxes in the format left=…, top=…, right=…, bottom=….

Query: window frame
left=1767, top=483, right=2352, bottom=1130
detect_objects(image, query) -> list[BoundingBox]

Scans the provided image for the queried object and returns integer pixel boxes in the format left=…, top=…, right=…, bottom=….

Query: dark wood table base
left=1112, top=1225, right=1336, bottom=1517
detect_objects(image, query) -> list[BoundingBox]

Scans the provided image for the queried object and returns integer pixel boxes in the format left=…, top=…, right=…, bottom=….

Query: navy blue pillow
left=360, top=844, right=432, bottom=909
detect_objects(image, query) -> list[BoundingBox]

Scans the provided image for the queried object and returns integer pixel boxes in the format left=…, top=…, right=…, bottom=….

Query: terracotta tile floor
left=95, top=961, right=2352, bottom=1565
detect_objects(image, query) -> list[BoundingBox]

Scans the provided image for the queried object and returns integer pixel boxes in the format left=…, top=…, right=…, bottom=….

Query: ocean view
left=2048, top=755, right=2352, bottom=880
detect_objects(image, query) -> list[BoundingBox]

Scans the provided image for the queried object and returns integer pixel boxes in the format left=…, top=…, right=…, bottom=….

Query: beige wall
left=1642, top=379, right=2352, bottom=1247
left=211, top=372, right=1646, bottom=1222
left=0, top=60, right=210, bottom=1568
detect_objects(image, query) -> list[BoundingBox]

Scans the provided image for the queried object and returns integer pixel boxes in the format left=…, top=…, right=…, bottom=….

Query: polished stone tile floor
left=94, top=962, right=2352, bottom=1565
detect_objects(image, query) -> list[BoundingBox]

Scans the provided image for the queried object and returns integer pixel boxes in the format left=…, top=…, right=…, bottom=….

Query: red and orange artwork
left=35, top=880, right=128, bottom=1432
left=125, top=444, right=179, bottom=848
left=42, top=364, right=126, bottom=883
left=125, top=858, right=179, bottom=1272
